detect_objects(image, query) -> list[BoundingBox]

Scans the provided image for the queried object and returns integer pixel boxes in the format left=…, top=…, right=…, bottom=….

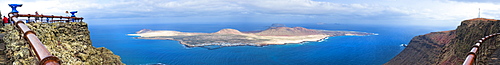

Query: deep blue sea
left=88, top=23, right=453, bottom=65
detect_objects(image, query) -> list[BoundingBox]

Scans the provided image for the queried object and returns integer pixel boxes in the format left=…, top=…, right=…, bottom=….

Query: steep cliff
left=2, top=22, right=124, bottom=65
left=385, top=30, right=455, bottom=65
left=385, top=18, right=500, bottom=65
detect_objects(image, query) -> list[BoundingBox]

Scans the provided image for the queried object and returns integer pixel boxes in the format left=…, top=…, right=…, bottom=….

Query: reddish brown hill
left=136, top=29, right=152, bottom=34
left=254, top=27, right=323, bottom=36
left=214, top=29, right=243, bottom=34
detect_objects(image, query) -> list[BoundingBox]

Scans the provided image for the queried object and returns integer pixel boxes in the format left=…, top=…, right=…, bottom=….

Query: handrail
left=15, top=21, right=61, bottom=65
left=462, top=33, right=500, bottom=65
left=5, top=4, right=83, bottom=65
left=15, top=14, right=84, bottom=19
left=8, top=13, right=84, bottom=23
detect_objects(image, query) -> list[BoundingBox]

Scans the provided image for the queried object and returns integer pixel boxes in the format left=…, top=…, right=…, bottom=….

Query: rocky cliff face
left=385, top=18, right=500, bottom=65
left=2, top=22, right=124, bottom=65
left=385, top=31, right=455, bottom=65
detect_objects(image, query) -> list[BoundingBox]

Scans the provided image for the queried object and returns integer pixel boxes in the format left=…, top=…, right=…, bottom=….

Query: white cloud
left=450, top=0, right=500, bottom=4
left=1, top=0, right=500, bottom=27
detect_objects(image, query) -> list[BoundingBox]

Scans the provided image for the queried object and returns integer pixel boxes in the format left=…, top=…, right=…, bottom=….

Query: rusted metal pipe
left=16, top=21, right=31, bottom=33
left=16, top=21, right=61, bottom=65
left=469, top=47, right=478, bottom=54
left=464, top=54, right=475, bottom=65
left=463, top=33, right=499, bottom=65
left=463, top=47, right=478, bottom=65
left=8, top=13, right=19, bottom=24
left=473, top=43, right=480, bottom=47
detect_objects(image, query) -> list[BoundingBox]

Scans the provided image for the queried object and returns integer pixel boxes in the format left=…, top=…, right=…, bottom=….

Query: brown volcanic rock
left=254, top=27, right=323, bottom=36
left=385, top=18, right=500, bottom=65
left=214, top=29, right=243, bottom=34
left=440, top=18, right=500, bottom=65
left=2, top=22, right=124, bottom=65
left=385, top=30, right=455, bottom=65
left=136, top=29, right=153, bottom=34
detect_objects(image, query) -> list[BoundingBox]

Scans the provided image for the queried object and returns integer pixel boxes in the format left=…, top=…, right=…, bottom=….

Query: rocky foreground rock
left=2, top=22, right=124, bottom=65
left=385, top=18, right=500, bottom=65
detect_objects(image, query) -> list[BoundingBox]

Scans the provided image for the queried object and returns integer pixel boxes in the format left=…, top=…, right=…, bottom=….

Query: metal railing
left=15, top=20, right=61, bottom=65
left=7, top=13, right=85, bottom=65
left=8, top=13, right=84, bottom=23
left=463, top=33, right=500, bottom=65
left=4, top=4, right=86, bottom=65
left=7, top=12, right=84, bottom=65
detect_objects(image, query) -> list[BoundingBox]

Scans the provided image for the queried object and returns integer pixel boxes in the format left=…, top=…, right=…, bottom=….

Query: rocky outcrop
left=385, top=18, right=500, bottom=65
left=136, top=29, right=152, bottom=34
left=214, top=29, right=243, bottom=34
left=2, top=24, right=37, bottom=65
left=2, top=22, right=124, bottom=65
left=385, top=30, right=455, bottom=65
left=255, top=27, right=323, bottom=36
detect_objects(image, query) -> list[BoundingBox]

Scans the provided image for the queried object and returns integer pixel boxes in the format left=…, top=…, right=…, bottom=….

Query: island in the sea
left=128, top=24, right=377, bottom=48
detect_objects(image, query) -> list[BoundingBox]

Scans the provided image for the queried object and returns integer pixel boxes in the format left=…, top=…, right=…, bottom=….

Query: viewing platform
left=2, top=4, right=86, bottom=65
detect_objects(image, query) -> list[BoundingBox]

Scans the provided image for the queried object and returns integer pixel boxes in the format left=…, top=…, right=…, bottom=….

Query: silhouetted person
left=35, top=11, right=40, bottom=22
left=65, top=11, right=70, bottom=17
left=46, top=18, right=49, bottom=23
left=3, top=16, right=8, bottom=25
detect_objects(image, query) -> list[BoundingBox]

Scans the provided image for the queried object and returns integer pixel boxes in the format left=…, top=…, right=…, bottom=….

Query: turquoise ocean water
left=88, top=23, right=451, bottom=65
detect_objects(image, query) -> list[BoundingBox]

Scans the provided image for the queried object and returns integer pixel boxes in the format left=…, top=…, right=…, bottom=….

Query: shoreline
left=129, top=26, right=377, bottom=48
left=136, top=35, right=335, bottom=48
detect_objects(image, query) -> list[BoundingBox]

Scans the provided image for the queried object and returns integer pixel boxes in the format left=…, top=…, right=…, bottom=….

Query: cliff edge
left=1, top=22, right=124, bottom=65
left=385, top=18, right=500, bottom=65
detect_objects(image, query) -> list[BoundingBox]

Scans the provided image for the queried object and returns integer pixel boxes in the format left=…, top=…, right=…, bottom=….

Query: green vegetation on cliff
left=2, top=22, right=124, bottom=65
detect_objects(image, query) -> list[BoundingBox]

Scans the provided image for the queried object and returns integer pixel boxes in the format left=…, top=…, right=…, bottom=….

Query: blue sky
left=1, top=0, right=499, bottom=27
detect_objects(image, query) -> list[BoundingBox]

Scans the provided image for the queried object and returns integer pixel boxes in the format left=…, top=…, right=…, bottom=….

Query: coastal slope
left=385, top=18, right=500, bottom=65
left=2, top=22, right=124, bottom=65
left=385, top=30, right=455, bottom=65
left=128, top=25, right=377, bottom=47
